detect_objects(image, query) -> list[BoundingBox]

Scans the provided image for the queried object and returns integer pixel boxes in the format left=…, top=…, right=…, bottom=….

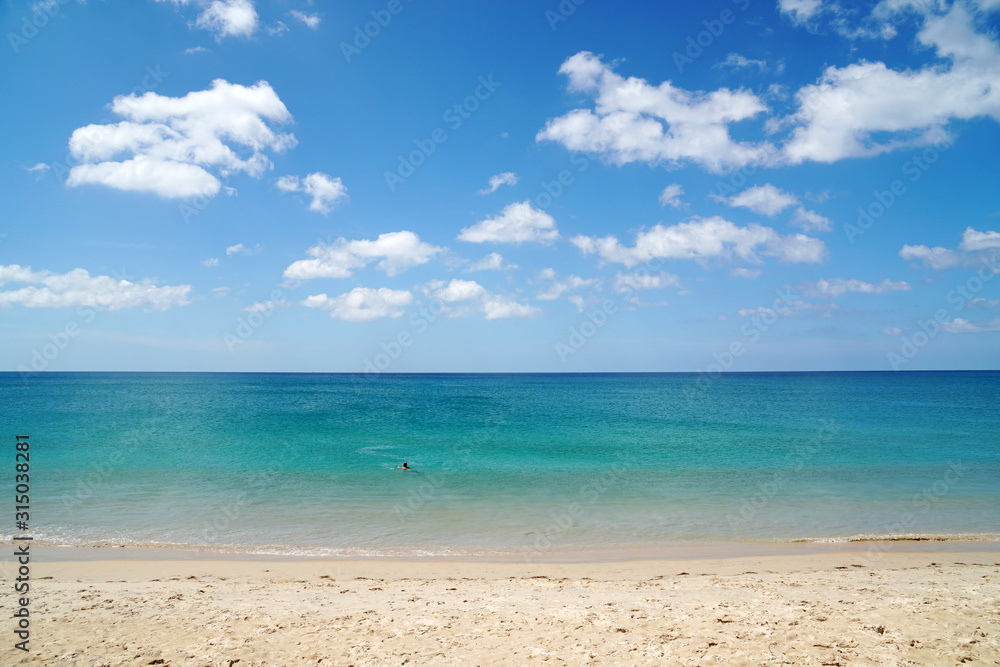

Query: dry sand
left=3, top=548, right=999, bottom=666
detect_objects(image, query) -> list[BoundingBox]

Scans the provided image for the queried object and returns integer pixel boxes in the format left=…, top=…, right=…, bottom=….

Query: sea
left=2, top=371, right=999, bottom=559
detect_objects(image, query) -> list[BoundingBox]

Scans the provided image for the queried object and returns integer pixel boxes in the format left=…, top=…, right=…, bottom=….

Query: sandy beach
left=4, top=547, right=999, bottom=666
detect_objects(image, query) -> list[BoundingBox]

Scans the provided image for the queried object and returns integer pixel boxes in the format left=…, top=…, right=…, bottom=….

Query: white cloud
left=791, top=207, right=833, bottom=232
left=940, top=317, right=1000, bottom=333
left=801, top=277, right=911, bottom=298
left=536, top=51, right=773, bottom=173
left=434, top=279, right=488, bottom=303
left=720, top=184, right=798, bottom=216
left=225, top=243, right=260, bottom=256
left=537, top=274, right=597, bottom=301
left=779, top=0, right=824, bottom=23
left=482, top=296, right=539, bottom=320
left=882, top=326, right=903, bottom=335
left=612, top=271, right=680, bottom=292
left=659, top=184, right=686, bottom=208
left=479, top=172, right=518, bottom=194
left=185, top=46, right=210, bottom=55
left=302, top=287, right=413, bottom=322
left=27, top=163, right=49, bottom=173
left=0, top=265, right=191, bottom=310
left=66, top=79, right=295, bottom=199
left=243, top=299, right=288, bottom=313
left=466, top=252, right=516, bottom=272
left=780, top=5, right=1000, bottom=164
left=458, top=201, right=559, bottom=244
left=730, top=267, right=762, bottom=279
left=572, top=216, right=827, bottom=267
left=290, top=10, right=320, bottom=29
left=284, top=231, right=441, bottom=280
left=202, top=257, right=219, bottom=267
left=899, top=227, right=1000, bottom=269
left=276, top=172, right=347, bottom=214
left=195, top=0, right=258, bottom=38
left=430, top=279, right=539, bottom=320
left=715, top=53, right=768, bottom=71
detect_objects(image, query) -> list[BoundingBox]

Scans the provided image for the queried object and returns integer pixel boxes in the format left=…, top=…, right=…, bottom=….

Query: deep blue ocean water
left=2, top=371, right=998, bottom=557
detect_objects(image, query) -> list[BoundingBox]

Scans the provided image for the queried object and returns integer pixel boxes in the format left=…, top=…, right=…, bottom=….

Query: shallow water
left=3, top=371, right=998, bottom=557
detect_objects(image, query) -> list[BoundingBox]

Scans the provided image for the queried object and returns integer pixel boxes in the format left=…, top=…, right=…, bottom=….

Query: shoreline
left=10, top=537, right=1000, bottom=564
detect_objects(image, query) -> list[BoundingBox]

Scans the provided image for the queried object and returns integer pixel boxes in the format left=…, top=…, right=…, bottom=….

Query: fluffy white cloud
left=302, top=287, right=413, bottom=322
left=791, top=207, right=833, bottom=232
left=479, top=172, right=518, bottom=194
left=659, top=184, right=686, bottom=208
left=458, top=201, right=559, bottom=244
left=284, top=231, right=441, bottom=280
left=196, top=0, right=258, bottom=37
left=612, top=271, right=680, bottom=292
left=157, top=0, right=259, bottom=38
left=466, top=252, right=516, bottom=272
left=719, top=184, right=798, bottom=216
left=0, top=265, right=190, bottom=310
left=571, top=216, right=827, bottom=267
left=66, top=79, right=294, bottom=199
left=27, top=163, right=49, bottom=173
left=290, top=10, right=320, bottom=29
left=536, top=51, right=772, bottom=173
left=481, top=297, right=539, bottom=320
left=801, top=277, right=911, bottom=298
left=434, top=279, right=488, bottom=303
left=940, top=317, right=1000, bottom=333
left=430, top=279, right=539, bottom=320
left=899, top=227, right=1000, bottom=269
left=276, top=172, right=347, bottom=214
left=779, top=0, right=824, bottom=23
left=780, top=5, right=1000, bottom=164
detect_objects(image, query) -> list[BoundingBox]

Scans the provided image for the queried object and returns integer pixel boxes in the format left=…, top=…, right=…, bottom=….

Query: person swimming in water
left=398, top=462, right=411, bottom=471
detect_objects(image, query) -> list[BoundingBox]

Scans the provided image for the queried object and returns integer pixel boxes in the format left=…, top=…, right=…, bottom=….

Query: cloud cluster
left=536, top=51, right=772, bottom=173
left=429, top=279, right=539, bottom=320
left=780, top=5, right=1000, bottom=163
left=302, top=287, right=412, bottom=322
left=941, top=317, right=1000, bottom=333
left=540, top=9, right=1000, bottom=169
left=571, top=217, right=827, bottom=267
left=0, top=265, right=191, bottom=310
left=276, top=172, right=347, bottom=214
left=801, top=277, right=911, bottom=298
left=66, top=79, right=295, bottom=199
left=900, top=227, right=1000, bottom=269
left=284, top=231, right=441, bottom=280
left=458, top=201, right=559, bottom=244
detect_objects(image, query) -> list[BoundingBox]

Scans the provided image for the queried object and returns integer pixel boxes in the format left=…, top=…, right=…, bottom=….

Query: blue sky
left=2, top=0, right=999, bottom=372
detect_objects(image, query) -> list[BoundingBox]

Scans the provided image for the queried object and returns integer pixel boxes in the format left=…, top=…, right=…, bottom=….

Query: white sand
left=4, top=549, right=999, bottom=666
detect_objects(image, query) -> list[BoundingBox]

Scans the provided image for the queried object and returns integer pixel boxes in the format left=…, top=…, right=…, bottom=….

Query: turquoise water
left=2, top=372, right=998, bottom=557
